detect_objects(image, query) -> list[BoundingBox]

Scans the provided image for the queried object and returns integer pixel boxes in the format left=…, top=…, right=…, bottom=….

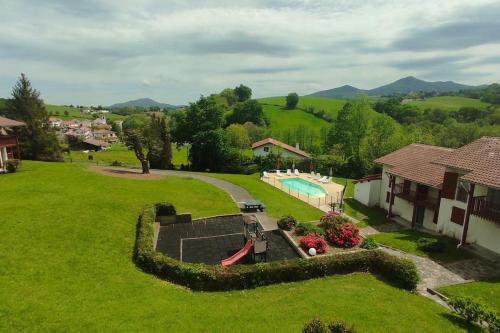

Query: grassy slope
left=66, top=143, right=189, bottom=167
left=405, top=96, right=491, bottom=111
left=0, top=161, right=476, bottom=332
left=438, top=278, right=500, bottom=313
left=46, top=104, right=127, bottom=121
left=259, top=96, right=346, bottom=118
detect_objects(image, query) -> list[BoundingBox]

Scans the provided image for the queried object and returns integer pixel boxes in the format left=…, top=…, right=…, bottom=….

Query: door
left=415, top=206, right=425, bottom=227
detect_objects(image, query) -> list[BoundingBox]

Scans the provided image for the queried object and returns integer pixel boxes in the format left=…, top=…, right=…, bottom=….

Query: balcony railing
left=0, top=135, right=17, bottom=147
left=471, top=196, right=500, bottom=223
left=394, top=183, right=438, bottom=210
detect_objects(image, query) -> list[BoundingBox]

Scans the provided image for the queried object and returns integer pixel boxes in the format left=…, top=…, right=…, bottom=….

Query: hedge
left=134, top=203, right=419, bottom=291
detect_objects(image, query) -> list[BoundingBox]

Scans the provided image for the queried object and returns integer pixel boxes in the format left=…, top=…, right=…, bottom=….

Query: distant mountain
left=309, top=76, right=477, bottom=99
left=108, top=98, right=179, bottom=110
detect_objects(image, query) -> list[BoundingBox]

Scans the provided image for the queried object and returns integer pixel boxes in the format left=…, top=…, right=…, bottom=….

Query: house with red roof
left=0, top=116, right=26, bottom=172
left=354, top=137, right=500, bottom=254
left=251, top=137, right=310, bottom=160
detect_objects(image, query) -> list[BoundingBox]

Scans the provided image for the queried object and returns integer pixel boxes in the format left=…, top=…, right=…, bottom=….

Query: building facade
left=251, top=137, right=310, bottom=160
left=0, top=116, right=26, bottom=172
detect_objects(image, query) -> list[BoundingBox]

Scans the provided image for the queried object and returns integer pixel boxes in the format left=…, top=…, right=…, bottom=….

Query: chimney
left=295, top=143, right=300, bottom=150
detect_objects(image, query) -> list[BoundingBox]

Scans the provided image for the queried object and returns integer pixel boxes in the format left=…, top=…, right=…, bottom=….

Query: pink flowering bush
left=326, top=223, right=361, bottom=248
left=299, top=234, right=329, bottom=254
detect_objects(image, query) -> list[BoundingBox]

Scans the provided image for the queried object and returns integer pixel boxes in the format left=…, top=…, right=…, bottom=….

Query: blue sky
left=1, top=0, right=499, bottom=105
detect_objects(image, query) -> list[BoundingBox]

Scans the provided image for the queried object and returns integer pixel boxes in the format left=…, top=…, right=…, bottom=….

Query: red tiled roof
left=83, top=139, right=110, bottom=147
left=433, top=137, right=500, bottom=189
left=0, top=116, right=25, bottom=128
left=94, top=129, right=115, bottom=134
left=251, top=137, right=310, bottom=158
left=375, top=144, right=455, bottom=188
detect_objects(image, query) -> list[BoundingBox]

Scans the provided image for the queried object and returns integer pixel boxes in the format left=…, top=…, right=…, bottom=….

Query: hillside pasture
left=259, top=96, right=346, bottom=119
left=404, top=96, right=491, bottom=111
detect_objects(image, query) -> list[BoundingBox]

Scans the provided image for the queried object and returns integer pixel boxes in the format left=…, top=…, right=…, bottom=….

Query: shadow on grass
left=343, top=198, right=387, bottom=227
left=440, top=313, right=483, bottom=333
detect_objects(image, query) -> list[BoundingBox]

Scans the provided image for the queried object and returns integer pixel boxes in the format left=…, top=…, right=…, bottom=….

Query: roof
left=94, top=129, right=115, bottom=134
left=251, top=137, right=310, bottom=158
left=375, top=144, right=455, bottom=188
left=433, top=137, right=500, bottom=189
left=83, top=139, right=110, bottom=148
left=0, top=116, right=26, bottom=128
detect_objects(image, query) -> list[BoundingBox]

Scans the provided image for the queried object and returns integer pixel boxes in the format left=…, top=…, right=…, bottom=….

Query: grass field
left=371, top=230, right=472, bottom=263
left=66, top=143, right=189, bottom=167
left=404, top=96, right=491, bottom=111
left=438, top=278, right=500, bottom=313
left=46, top=104, right=127, bottom=121
left=259, top=96, right=346, bottom=119
left=0, top=161, right=479, bottom=332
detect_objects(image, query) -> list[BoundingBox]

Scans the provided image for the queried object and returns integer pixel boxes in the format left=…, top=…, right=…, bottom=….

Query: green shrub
left=319, top=213, right=349, bottom=231
left=328, top=320, right=357, bottom=333
left=155, top=202, right=176, bottom=216
left=360, top=237, right=378, bottom=250
left=416, top=237, right=446, bottom=253
left=448, top=296, right=486, bottom=323
left=110, top=160, right=123, bottom=167
left=6, top=160, right=19, bottom=173
left=134, top=203, right=419, bottom=291
left=485, top=311, right=500, bottom=333
left=303, top=318, right=326, bottom=333
left=277, top=215, right=297, bottom=230
left=295, top=223, right=325, bottom=236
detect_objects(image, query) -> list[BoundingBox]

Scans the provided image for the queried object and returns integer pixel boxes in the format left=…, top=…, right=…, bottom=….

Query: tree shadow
left=440, top=313, right=484, bottom=333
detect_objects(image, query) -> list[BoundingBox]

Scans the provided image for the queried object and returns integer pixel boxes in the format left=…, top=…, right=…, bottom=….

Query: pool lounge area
left=262, top=171, right=344, bottom=212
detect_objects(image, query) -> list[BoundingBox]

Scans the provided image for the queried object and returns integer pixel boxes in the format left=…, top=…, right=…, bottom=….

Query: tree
left=189, top=129, right=229, bottom=171
left=234, top=84, right=252, bottom=102
left=226, top=124, right=250, bottom=149
left=220, top=88, right=238, bottom=106
left=286, top=93, right=299, bottom=109
left=123, top=129, right=150, bottom=174
left=226, top=99, right=265, bottom=125
left=6, top=73, right=62, bottom=161
left=64, top=110, right=69, bottom=116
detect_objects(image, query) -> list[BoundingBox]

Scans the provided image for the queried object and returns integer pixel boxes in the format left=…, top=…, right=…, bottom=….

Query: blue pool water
left=278, top=178, right=327, bottom=197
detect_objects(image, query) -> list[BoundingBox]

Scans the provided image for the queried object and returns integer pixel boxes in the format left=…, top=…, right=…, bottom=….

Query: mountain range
left=108, top=98, right=179, bottom=110
left=309, top=76, right=477, bottom=99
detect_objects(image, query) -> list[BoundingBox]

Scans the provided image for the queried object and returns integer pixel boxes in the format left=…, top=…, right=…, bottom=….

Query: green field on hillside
left=404, top=96, right=491, bottom=111
left=46, top=104, right=127, bottom=121
left=259, top=96, right=346, bottom=119
left=0, top=161, right=478, bottom=332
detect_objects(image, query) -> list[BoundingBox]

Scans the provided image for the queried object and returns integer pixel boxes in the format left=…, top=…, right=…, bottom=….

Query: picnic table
left=243, top=200, right=266, bottom=211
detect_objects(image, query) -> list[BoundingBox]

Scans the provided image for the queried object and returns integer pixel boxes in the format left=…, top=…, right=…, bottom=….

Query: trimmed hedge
left=134, top=203, right=419, bottom=291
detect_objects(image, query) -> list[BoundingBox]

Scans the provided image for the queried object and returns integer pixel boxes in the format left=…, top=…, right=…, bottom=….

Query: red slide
left=221, top=241, right=253, bottom=266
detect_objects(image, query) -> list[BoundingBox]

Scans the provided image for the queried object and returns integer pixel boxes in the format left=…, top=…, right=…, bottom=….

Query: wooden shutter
left=441, top=172, right=458, bottom=199
left=403, top=180, right=411, bottom=194
left=450, top=206, right=465, bottom=225
left=386, top=191, right=390, bottom=203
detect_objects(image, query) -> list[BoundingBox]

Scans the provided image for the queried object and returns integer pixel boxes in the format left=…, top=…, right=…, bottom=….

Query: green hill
left=45, top=104, right=127, bottom=121
left=259, top=96, right=346, bottom=119
left=404, top=96, right=491, bottom=111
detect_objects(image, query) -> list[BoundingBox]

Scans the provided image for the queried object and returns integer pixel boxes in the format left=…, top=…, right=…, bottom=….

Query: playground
left=155, top=214, right=299, bottom=265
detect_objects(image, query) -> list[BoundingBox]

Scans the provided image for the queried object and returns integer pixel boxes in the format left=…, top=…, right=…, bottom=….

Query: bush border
left=134, top=203, right=419, bottom=291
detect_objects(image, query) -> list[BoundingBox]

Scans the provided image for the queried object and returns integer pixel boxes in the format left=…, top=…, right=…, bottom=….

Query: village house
left=0, top=116, right=26, bottom=172
left=93, top=129, right=117, bottom=142
left=48, top=117, right=63, bottom=128
left=251, top=137, right=310, bottom=160
left=354, top=137, right=500, bottom=255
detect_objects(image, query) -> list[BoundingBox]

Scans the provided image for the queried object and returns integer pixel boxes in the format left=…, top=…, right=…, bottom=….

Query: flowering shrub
left=300, top=234, right=329, bottom=254
left=277, top=215, right=297, bottom=230
left=326, top=223, right=361, bottom=248
left=319, top=212, right=349, bottom=231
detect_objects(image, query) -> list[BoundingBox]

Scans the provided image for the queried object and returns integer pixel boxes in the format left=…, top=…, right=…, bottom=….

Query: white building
left=354, top=138, right=500, bottom=255
left=251, top=137, right=310, bottom=160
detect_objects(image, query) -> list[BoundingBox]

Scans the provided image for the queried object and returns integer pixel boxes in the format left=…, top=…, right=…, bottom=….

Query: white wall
left=354, top=179, right=381, bottom=207
left=253, top=144, right=306, bottom=160
left=378, top=166, right=391, bottom=210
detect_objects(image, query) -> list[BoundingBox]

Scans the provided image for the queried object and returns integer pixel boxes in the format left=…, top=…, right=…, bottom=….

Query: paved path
left=151, top=170, right=278, bottom=230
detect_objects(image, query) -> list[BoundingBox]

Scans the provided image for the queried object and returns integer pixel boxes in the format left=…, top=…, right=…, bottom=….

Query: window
left=487, top=189, right=500, bottom=205
left=263, top=146, right=269, bottom=152
left=403, top=180, right=411, bottom=194
left=450, top=206, right=465, bottom=225
left=455, top=181, right=468, bottom=203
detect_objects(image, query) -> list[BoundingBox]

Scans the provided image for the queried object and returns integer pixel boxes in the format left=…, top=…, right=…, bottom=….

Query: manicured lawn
left=208, top=173, right=324, bottom=222
left=0, top=162, right=478, bottom=332
left=65, top=143, right=189, bottom=167
left=438, top=278, right=500, bottom=313
left=371, top=230, right=472, bottom=263
left=405, top=96, right=491, bottom=111
left=343, top=198, right=388, bottom=228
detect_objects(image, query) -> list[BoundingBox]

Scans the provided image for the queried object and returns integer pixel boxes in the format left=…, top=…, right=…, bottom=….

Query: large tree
left=6, top=73, right=62, bottom=161
left=234, top=84, right=252, bottom=102
left=226, top=99, right=265, bottom=125
left=285, top=92, right=299, bottom=109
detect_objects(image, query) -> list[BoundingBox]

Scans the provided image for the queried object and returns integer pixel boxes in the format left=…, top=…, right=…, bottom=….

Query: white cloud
left=0, top=0, right=499, bottom=105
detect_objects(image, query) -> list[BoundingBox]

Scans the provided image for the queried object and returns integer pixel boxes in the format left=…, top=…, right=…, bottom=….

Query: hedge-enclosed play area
left=134, top=203, right=419, bottom=291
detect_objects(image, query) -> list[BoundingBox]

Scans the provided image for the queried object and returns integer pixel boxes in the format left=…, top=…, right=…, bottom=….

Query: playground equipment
left=221, top=215, right=269, bottom=266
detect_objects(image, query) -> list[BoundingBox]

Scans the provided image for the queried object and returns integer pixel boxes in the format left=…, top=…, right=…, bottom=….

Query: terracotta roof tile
left=0, top=116, right=25, bottom=128
left=375, top=144, right=455, bottom=188
left=433, top=137, right=500, bottom=189
left=251, top=137, right=310, bottom=158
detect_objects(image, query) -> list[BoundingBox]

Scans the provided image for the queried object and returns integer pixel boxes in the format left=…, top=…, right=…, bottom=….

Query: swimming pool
left=278, top=178, right=327, bottom=197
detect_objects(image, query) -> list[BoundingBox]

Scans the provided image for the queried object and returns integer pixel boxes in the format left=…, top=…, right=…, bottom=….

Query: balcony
left=0, top=135, right=17, bottom=147
left=471, top=196, right=500, bottom=223
left=394, top=183, right=438, bottom=210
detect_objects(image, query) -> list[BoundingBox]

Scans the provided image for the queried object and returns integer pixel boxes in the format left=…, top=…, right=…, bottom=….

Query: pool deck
left=262, top=172, right=344, bottom=212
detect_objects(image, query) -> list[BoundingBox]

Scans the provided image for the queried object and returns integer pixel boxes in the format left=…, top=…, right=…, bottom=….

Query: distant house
left=354, top=137, right=500, bottom=255
left=48, top=117, right=63, bottom=128
left=0, top=116, right=26, bottom=172
left=93, top=129, right=117, bottom=142
left=92, top=116, right=107, bottom=127
left=251, top=138, right=310, bottom=159
left=81, top=138, right=110, bottom=151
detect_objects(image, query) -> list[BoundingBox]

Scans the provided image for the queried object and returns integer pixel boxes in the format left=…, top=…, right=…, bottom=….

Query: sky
left=1, top=0, right=500, bottom=106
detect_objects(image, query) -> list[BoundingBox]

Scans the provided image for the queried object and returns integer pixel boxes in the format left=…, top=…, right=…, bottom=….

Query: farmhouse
left=0, top=116, right=26, bottom=172
left=354, top=137, right=500, bottom=255
left=93, top=129, right=117, bottom=142
left=81, top=138, right=110, bottom=151
left=252, top=137, right=310, bottom=159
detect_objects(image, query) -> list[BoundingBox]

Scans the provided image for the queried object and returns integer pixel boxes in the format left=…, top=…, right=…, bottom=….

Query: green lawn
left=0, top=161, right=479, bottom=332
left=438, top=278, right=500, bottom=313
left=207, top=173, right=324, bottom=222
left=66, top=143, right=189, bottom=167
left=371, top=230, right=472, bottom=263
left=259, top=96, right=346, bottom=119
left=405, top=96, right=491, bottom=111
left=343, top=198, right=388, bottom=228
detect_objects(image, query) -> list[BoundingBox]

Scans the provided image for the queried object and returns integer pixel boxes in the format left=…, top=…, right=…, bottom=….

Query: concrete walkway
left=151, top=170, right=279, bottom=230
